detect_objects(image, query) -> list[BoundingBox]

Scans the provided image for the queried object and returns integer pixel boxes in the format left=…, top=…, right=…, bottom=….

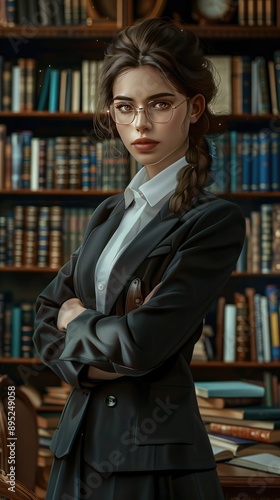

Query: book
left=211, top=445, right=234, bottom=462
left=37, top=412, right=61, bottom=429
left=209, top=422, right=280, bottom=444
left=228, top=453, right=280, bottom=475
left=215, top=295, right=225, bottom=361
left=265, top=284, right=280, bottom=361
left=199, top=406, right=280, bottom=422
left=207, top=417, right=280, bottom=431
left=209, top=433, right=280, bottom=458
left=197, top=396, right=262, bottom=410
left=37, top=66, right=51, bottom=111
left=195, top=381, right=265, bottom=399
left=48, top=68, right=60, bottom=112
left=244, top=287, right=257, bottom=361
left=234, top=292, right=250, bottom=362
left=223, top=303, right=236, bottom=362
left=208, top=55, right=232, bottom=114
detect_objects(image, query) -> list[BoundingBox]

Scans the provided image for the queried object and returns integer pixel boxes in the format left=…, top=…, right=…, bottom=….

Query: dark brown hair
left=95, top=17, right=219, bottom=213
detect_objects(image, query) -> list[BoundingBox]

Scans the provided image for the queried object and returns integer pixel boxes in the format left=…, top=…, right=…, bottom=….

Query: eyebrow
left=113, top=92, right=176, bottom=101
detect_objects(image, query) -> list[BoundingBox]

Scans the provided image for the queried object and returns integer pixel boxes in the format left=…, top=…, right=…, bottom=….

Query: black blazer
left=33, top=190, right=245, bottom=473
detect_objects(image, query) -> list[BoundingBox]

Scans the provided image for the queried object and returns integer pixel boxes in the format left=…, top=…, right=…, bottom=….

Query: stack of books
left=195, top=380, right=280, bottom=471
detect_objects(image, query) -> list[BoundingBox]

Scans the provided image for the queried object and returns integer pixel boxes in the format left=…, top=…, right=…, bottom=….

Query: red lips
left=132, top=138, right=159, bottom=151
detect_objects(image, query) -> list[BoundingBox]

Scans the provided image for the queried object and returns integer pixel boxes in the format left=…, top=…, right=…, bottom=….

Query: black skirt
left=46, top=432, right=225, bottom=500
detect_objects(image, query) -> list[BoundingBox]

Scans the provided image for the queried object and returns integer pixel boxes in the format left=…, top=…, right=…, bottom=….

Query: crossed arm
left=57, top=284, right=161, bottom=381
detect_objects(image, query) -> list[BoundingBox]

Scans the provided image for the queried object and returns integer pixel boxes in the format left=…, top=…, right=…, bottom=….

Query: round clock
left=192, top=0, right=237, bottom=24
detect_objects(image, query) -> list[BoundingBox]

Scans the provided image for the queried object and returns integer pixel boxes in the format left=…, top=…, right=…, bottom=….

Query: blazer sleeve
left=34, top=200, right=245, bottom=384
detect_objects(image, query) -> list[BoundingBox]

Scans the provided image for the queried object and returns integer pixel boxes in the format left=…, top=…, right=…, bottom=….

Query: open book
left=228, top=453, right=280, bottom=475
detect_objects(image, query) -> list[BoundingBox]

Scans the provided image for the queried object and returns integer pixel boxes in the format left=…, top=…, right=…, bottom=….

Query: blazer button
left=105, top=395, right=117, bottom=407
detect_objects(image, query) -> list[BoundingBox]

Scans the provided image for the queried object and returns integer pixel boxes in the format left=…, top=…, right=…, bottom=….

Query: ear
left=189, top=94, right=205, bottom=123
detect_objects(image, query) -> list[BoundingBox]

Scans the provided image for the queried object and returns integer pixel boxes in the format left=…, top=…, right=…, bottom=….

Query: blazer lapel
left=103, top=203, right=182, bottom=313
left=75, top=197, right=127, bottom=307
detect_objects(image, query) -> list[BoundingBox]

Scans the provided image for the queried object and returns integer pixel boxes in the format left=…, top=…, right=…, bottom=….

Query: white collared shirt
left=95, top=157, right=187, bottom=313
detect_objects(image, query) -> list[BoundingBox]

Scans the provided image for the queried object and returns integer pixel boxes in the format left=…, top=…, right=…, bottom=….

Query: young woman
left=33, top=18, right=245, bottom=500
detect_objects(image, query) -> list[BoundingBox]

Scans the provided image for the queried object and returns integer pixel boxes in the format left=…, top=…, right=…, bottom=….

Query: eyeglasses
left=108, top=98, right=188, bottom=125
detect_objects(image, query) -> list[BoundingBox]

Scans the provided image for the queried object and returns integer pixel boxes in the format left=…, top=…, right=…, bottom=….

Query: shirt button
left=97, top=283, right=104, bottom=291
left=105, top=395, right=117, bottom=407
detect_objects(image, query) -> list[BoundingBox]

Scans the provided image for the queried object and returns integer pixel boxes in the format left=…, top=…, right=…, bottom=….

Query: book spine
left=272, top=204, right=280, bottom=272
left=223, top=304, right=236, bottom=362
left=260, top=295, right=272, bottom=362
left=48, top=68, right=60, bottom=112
left=250, top=210, right=261, bottom=273
left=49, top=206, right=63, bottom=269
left=21, top=130, right=33, bottom=189
left=234, top=292, right=250, bottom=362
left=250, top=132, right=260, bottom=191
left=258, top=130, right=271, bottom=191
left=271, top=132, right=280, bottom=190
left=0, top=216, right=5, bottom=266
left=273, top=51, right=280, bottom=112
left=3, top=61, right=12, bottom=110
left=11, top=305, right=21, bottom=357
left=260, top=203, right=273, bottom=273
left=209, top=423, right=275, bottom=443
left=265, top=283, right=280, bottom=361
left=244, top=287, right=257, bottom=361
left=37, top=206, right=50, bottom=268
left=0, top=124, right=6, bottom=189
left=254, top=293, right=264, bottom=362
left=241, top=132, right=251, bottom=191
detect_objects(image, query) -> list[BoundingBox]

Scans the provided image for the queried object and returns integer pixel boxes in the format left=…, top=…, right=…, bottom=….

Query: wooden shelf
left=0, top=188, right=121, bottom=196
left=1, top=24, right=280, bottom=40
left=174, top=24, right=280, bottom=39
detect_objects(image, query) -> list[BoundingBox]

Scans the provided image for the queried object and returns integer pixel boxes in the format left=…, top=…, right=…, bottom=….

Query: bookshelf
left=0, top=1, right=280, bottom=389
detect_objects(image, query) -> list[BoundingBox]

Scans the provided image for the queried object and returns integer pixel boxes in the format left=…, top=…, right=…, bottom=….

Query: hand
left=143, top=282, right=162, bottom=304
left=57, top=298, right=86, bottom=331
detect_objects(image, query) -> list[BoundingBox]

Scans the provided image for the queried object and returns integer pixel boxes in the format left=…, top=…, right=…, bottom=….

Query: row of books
left=0, top=128, right=131, bottom=191
left=0, top=205, right=93, bottom=268
left=236, top=203, right=280, bottom=274
left=2, top=51, right=280, bottom=116
left=237, top=0, right=276, bottom=27
left=0, top=0, right=95, bottom=27
left=209, top=52, right=280, bottom=116
left=207, top=130, right=280, bottom=193
left=0, top=57, right=103, bottom=113
left=1, top=126, right=280, bottom=194
left=0, top=295, right=35, bottom=358
left=215, top=284, right=280, bottom=364
left=195, top=380, right=280, bottom=473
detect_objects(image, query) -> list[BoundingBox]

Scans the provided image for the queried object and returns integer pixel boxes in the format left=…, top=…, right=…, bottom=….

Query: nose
left=134, top=108, right=152, bottom=131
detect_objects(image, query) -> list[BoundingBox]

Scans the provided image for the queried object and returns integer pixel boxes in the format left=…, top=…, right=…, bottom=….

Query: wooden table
left=218, top=463, right=280, bottom=499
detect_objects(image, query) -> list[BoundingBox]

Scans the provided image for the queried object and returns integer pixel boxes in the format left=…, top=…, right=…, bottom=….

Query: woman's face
left=111, top=65, right=191, bottom=177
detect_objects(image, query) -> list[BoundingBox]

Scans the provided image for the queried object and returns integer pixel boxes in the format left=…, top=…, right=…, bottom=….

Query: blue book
left=194, top=381, right=265, bottom=399
left=265, top=284, right=280, bottom=362
left=229, top=130, right=238, bottom=193
left=48, top=68, right=60, bottom=112
left=271, top=132, right=280, bottom=190
left=258, top=131, right=270, bottom=191
left=37, top=66, right=51, bottom=111
left=241, top=132, right=251, bottom=191
left=11, top=305, right=21, bottom=358
left=251, top=133, right=259, bottom=191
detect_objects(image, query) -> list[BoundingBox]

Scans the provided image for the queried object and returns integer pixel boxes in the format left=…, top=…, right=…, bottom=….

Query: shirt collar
left=124, top=157, right=187, bottom=208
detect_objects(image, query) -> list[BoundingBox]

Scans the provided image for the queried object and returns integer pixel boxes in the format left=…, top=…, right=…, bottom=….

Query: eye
left=150, top=101, right=172, bottom=111
left=114, top=103, right=134, bottom=114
